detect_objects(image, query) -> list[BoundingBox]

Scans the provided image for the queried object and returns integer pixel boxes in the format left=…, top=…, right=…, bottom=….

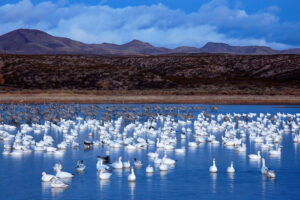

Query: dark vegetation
left=0, top=54, right=299, bottom=95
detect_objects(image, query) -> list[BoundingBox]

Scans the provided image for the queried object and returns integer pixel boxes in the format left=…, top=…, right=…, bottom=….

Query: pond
left=0, top=104, right=299, bottom=200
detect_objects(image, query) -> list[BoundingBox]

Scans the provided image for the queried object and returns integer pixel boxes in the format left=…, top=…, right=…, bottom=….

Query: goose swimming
left=53, top=161, right=62, bottom=172
left=134, top=158, right=142, bottom=168
left=209, top=158, right=218, bottom=173
left=97, top=159, right=109, bottom=171
left=128, top=167, right=136, bottom=182
left=261, top=158, right=268, bottom=174
left=51, top=178, right=68, bottom=188
left=159, top=163, right=168, bottom=171
left=123, top=160, right=131, bottom=168
left=227, top=161, right=235, bottom=173
left=248, top=151, right=261, bottom=160
left=112, top=156, right=123, bottom=169
left=99, top=170, right=112, bottom=180
left=41, top=172, right=55, bottom=182
left=76, top=160, right=86, bottom=172
left=146, top=165, right=154, bottom=173
left=56, top=169, right=74, bottom=179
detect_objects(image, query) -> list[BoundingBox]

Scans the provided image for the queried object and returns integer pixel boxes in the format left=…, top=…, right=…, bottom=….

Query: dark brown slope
left=0, top=29, right=299, bottom=55
left=0, top=54, right=299, bottom=95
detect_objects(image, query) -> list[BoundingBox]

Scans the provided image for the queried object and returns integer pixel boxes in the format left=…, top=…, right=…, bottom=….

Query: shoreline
left=0, top=94, right=300, bottom=104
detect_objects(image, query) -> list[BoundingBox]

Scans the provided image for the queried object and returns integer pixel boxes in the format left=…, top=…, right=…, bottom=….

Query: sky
left=0, top=0, right=299, bottom=49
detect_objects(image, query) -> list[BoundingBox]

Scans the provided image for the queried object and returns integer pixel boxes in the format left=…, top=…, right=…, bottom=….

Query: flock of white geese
left=1, top=111, right=300, bottom=189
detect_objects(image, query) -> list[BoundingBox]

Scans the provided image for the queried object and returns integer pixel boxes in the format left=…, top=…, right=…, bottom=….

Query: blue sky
left=0, top=0, right=299, bottom=49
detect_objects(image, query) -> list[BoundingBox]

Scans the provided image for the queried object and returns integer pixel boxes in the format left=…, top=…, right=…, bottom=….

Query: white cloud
left=0, top=0, right=295, bottom=49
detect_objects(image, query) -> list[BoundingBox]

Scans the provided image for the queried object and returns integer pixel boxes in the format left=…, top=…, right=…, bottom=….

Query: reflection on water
left=249, top=159, right=261, bottom=168
left=99, top=179, right=110, bottom=192
left=114, top=169, right=123, bottom=177
left=210, top=173, right=217, bottom=193
left=228, top=173, right=234, bottom=193
left=160, top=171, right=168, bottom=177
left=42, top=182, right=51, bottom=193
left=51, top=187, right=67, bottom=198
left=129, top=182, right=136, bottom=199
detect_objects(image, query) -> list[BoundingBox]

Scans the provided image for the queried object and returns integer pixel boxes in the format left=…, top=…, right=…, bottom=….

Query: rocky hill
left=0, top=54, right=299, bottom=95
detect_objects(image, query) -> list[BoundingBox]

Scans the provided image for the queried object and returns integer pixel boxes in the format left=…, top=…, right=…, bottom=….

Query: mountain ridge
left=0, top=29, right=299, bottom=55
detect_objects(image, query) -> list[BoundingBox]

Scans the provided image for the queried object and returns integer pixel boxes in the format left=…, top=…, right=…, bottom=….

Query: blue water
left=0, top=104, right=300, bottom=200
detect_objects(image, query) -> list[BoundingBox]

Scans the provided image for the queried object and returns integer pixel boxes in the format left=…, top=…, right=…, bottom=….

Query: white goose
left=99, top=170, right=112, bottom=180
left=248, top=151, right=261, bottom=160
left=159, top=163, right=168, bottom=171
left=97, top=159, right=109, bottom=171
left=134, top=158, right=142, bottom=167
left=112, top=157, right=123, bottom=169
left=128, top=167, right=136, bottom=182
left=269, top=147, right=281, bottom=156
left=227, top=161, right=235, bottom=173
left=209, top=158, right=218, bottom=173
left=123, top=160, right=131, bottom=168
left=56, top=169, right=74, bottom=179
left=41, top=172, right=55, bottom=182
left=146, top=165, right=154, bottom=173
left=51, top=178, right=68, bottom=188
left=261, top=158, right=268, bottom=174
left=147, top=151, right=159, bottom=159
left=53, top=161, right=62, bottom=172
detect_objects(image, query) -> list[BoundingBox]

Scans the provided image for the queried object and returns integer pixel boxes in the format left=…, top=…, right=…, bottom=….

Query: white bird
left=248, top=151, right=261, bottom=160
left=146, top=165, right=154, bottom=173
left=76, top=161, right=86, bottom=172
left=41, top=172, right=55, bottom=182
left=147, top=151, right=158, bottom=159
left=53, top=161, right=62, bottom=172
left=51, top=178, right=68, bottom=188
left=261, top=158, right=268, bottom=174
left=128, top=167, right=136, bottom=182
left=227, top=161, right=235, bottom=173
left=97, top=159, right=109, bottom=171
left=269, top=148, right=281, bottom=156
left=112, top=157, right=123, bottom=169
left=175, top=148, right=185, bottom=154
left=123, top=160, right=131, bottom=168
left=162, top=154, right=176, bottom=165
left=159, top=163, right=168, bottom=171
left=99, top=170, right=112, bottom=180
left=266, top=169, right=276, bottom=178
left=209, top=158, right=218, bottom=173
left=134, top=158, right=142, bottom=167
left=56, top=170, right=74, bottom=179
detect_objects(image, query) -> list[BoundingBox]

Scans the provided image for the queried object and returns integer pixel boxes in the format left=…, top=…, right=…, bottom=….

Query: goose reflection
left=129, top=182, right=136, bottom=198
left=160, top=170, right=168, bottom=177
left=51, top=187, right=67, bottom=197
left=42, top=182, right=51, bottom=193
left=113, top=169, right=123, bottom=177
left=99, top=179, right=110, bottom=192
left=228, top=173, right=234, bottom=192
left=210, top=173, right=217, bottom=193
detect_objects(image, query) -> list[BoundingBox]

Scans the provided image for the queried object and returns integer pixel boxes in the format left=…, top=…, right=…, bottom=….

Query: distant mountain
left=0, top=29, right=299, bottom=55
left=199, top=42, right=277, bottom=55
